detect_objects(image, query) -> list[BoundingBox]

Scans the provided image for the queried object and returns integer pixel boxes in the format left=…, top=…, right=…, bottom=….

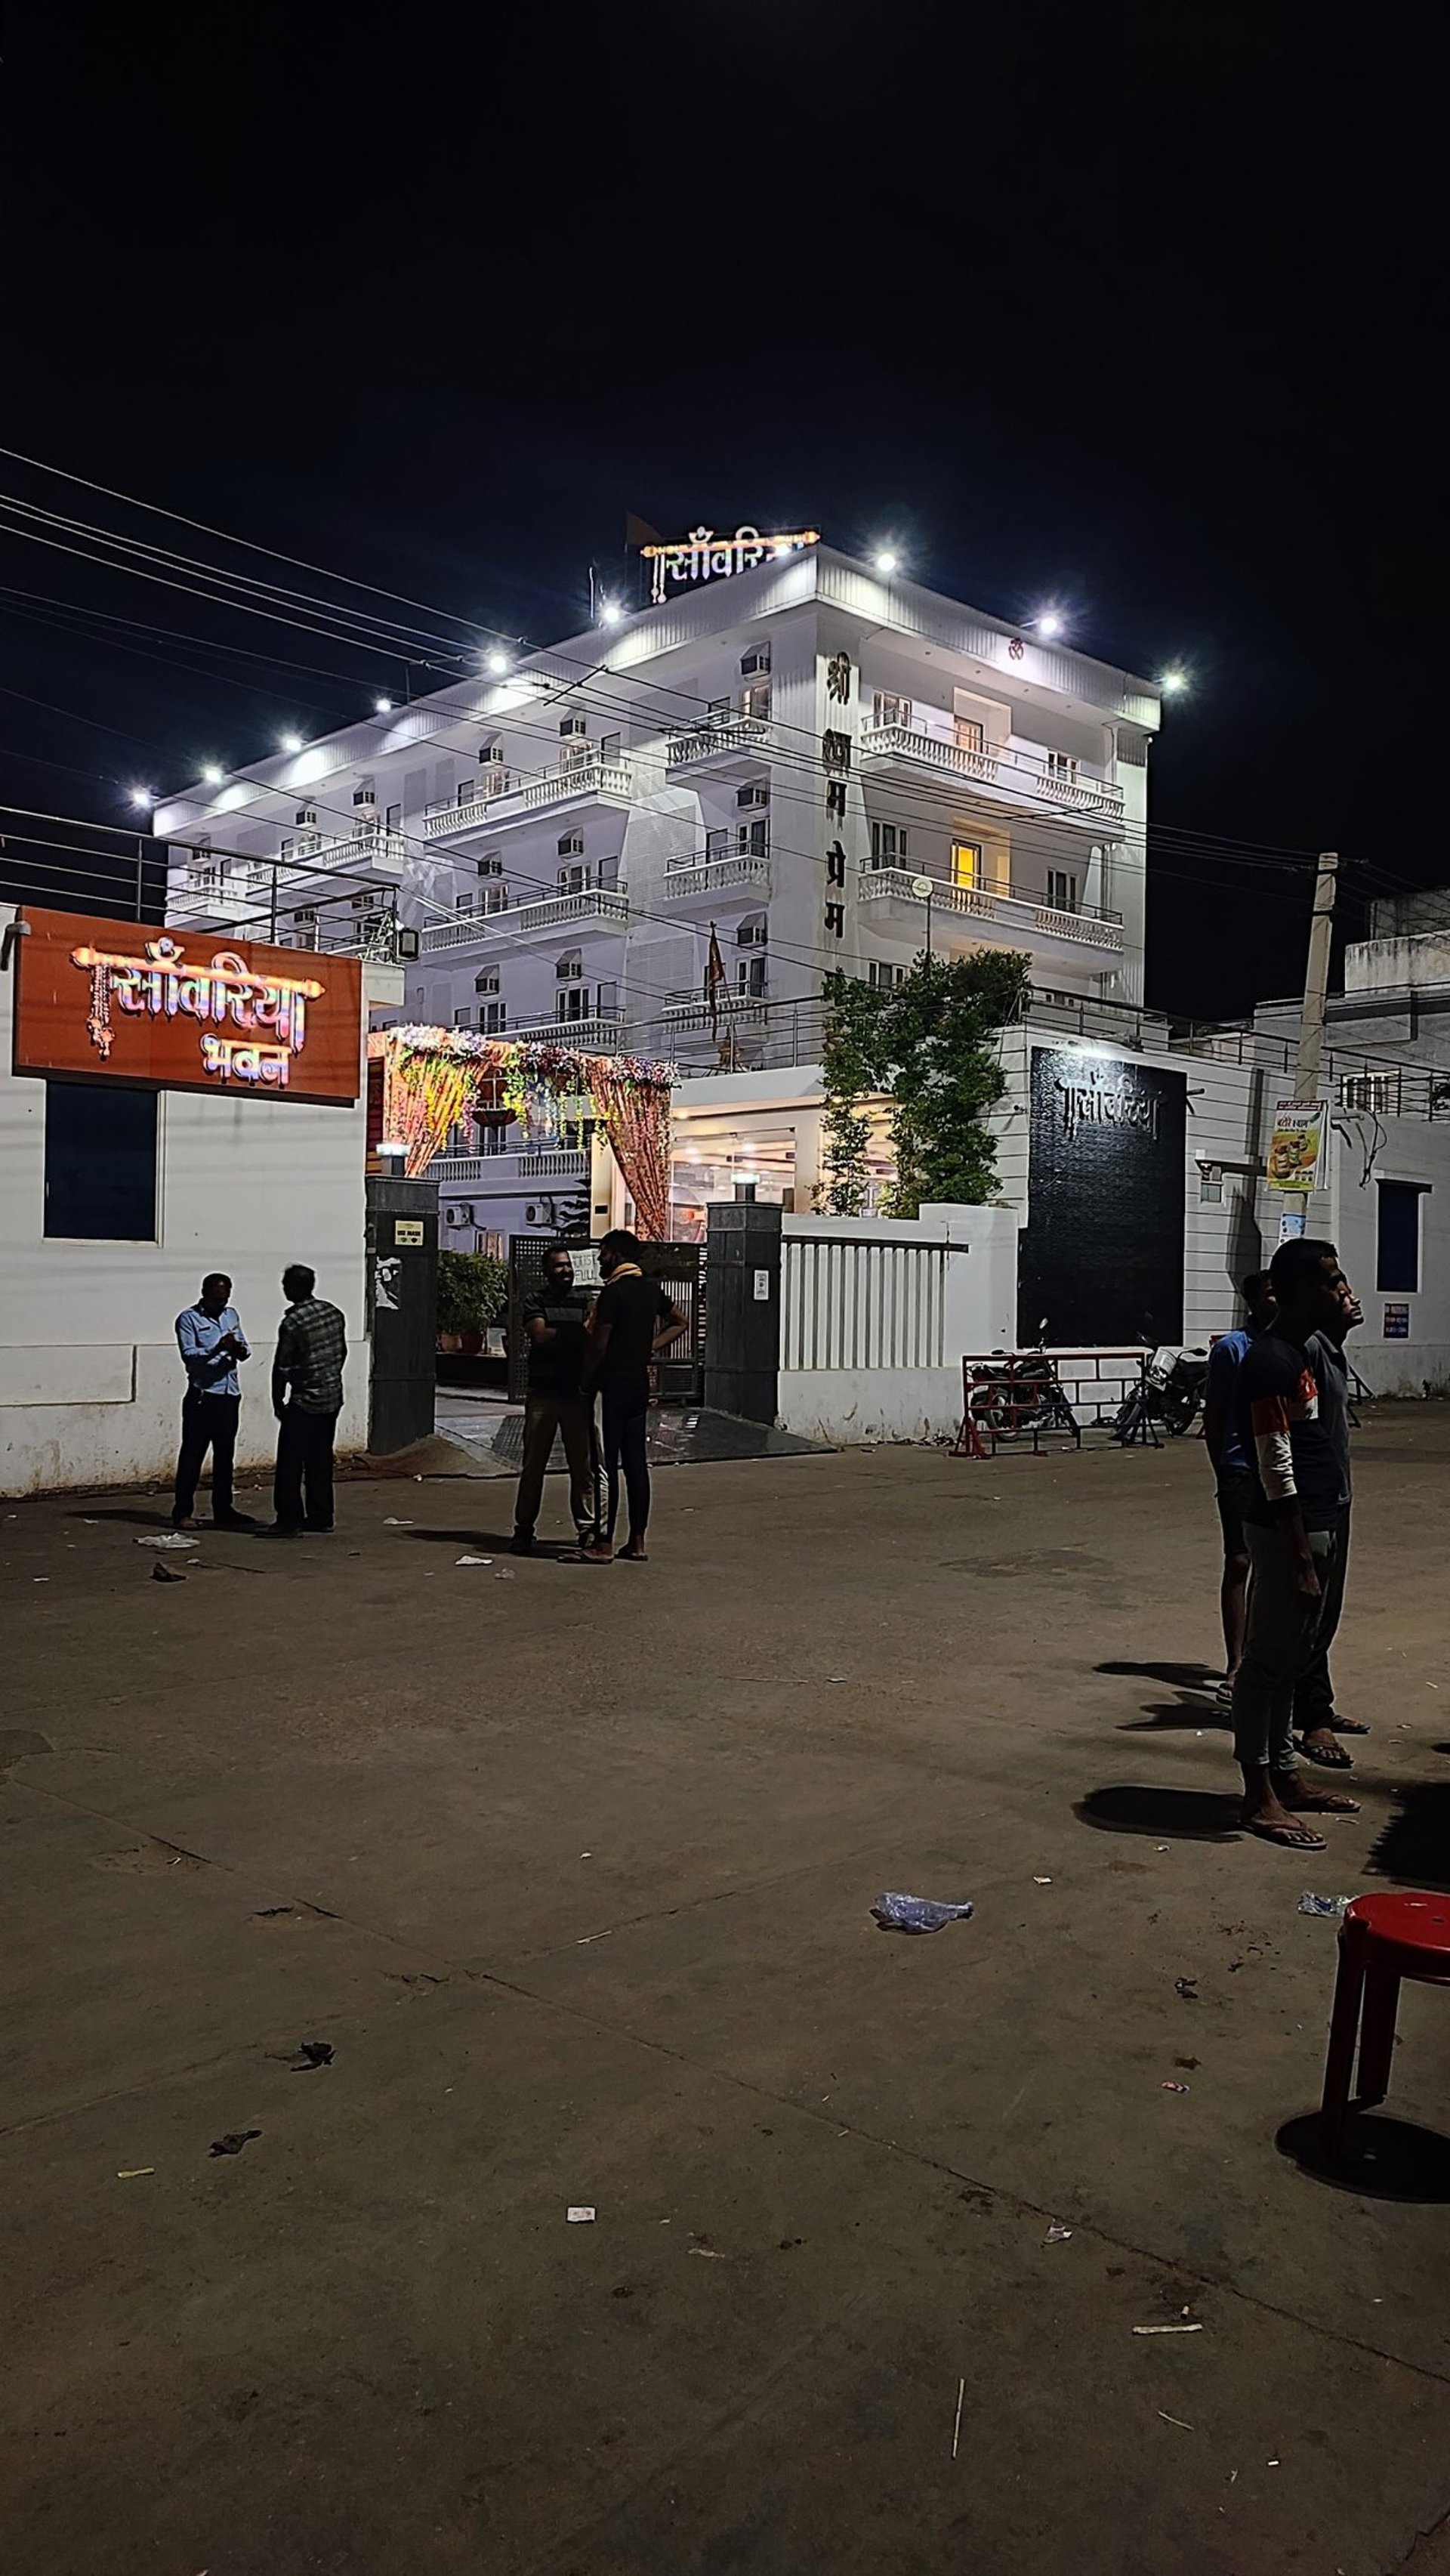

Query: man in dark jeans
left=261, top=1265, right=348, bottom=1538
left=511, top=1244, right=607, bottom=1558
left=1230, top=1237, right=1361, bottom=1852
left=1295, top=1279, right=1368, bottom=1768
left=582, top=1229, right=686, bottom=1561
left=1202, top=1268, right=1276, bottom=1703
left=172, top=1271, right=255, bottom=1530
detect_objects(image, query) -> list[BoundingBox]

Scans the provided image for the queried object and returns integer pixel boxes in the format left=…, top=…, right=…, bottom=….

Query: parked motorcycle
left=968, top=1323, right=1078, bottom=1441
left=1112, top=1342, right=1209, bottom=1443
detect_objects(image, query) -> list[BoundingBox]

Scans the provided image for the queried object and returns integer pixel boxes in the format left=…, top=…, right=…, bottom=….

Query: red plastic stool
left=1320, top=1892, right=1450, bottom=2151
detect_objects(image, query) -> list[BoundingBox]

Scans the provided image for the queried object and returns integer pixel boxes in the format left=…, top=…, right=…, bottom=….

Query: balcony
left=419, top=888, right=630, bottom=956
left=662, top=990, right=772, bottom=1036
left=857, top=724, right=1125, bottom=832
left=665, top=716, right=773, bottom=773
left=657, top=851, right=772, bottom=905
left=430, top=1149, right=590, bottom=1188
left=511, top=1015, right=625, bottom=1054
left=421, top=757, right=633, bottom=839
left=858, top=868, right=1125, bottom=959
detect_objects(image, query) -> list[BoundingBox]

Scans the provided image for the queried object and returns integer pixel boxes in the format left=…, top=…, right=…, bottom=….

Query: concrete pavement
left=2, top=1410, right=1449, bottom=2572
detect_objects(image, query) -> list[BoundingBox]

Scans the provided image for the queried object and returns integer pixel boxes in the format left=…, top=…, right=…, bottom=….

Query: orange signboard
left=11, top=907, right=362, bottom=1105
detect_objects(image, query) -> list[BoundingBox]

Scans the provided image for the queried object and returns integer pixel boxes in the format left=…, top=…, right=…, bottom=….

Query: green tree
left=817, top=950, right=1029, bottom=1219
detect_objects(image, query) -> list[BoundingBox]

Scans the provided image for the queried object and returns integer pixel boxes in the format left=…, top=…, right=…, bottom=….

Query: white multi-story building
left=152, top=536, right=1165, bottom=1240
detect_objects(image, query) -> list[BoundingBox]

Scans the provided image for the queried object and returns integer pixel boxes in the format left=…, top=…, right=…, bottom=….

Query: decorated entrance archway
left=368, top=1027, right=674, bottom=1241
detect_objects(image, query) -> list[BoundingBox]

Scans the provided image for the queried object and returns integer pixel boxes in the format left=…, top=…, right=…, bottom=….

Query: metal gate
left=506, top=1237, right=704, bottom=1406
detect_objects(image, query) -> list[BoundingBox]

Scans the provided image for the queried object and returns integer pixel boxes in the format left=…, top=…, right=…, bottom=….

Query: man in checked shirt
left=258, top=1264, right=348, bottom=1538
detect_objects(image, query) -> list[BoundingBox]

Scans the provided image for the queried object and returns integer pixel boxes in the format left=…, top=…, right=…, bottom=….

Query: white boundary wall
left=1, top=907, right=372, bottom=1496
left=775, top=1205, right=1017, bottom=1444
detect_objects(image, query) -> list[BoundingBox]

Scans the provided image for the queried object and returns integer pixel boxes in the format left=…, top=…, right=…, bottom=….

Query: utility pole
left=1279, top=849, right=1339, bottom=1240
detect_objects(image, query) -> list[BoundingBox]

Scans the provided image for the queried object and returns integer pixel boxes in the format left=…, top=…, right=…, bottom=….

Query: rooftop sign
left=638, top=524, right=819, bottom=605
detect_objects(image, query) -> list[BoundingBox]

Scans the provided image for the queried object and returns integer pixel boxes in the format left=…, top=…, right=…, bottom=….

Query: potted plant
left=437, top=1250, right=508, bottom=1355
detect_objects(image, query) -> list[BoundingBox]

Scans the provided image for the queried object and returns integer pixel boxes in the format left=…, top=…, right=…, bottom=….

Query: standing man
left=1203, top=1269, right=1277, bottom=1703
left=511, top=1245, right=608, bottom=1559
left=261, top=1265, right=348, bottom=1538
left=1296, top=1278, right=1368, bottom=1768
left=173, top=1272, right=255, bottom=1530
left=582, top=1229, right=686, bottom=1561
left=1231, top=1237, right=1362, bottom=1851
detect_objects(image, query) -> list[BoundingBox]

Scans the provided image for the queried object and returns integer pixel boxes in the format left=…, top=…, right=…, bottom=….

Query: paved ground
left=3, top=1408, right=1450, bottom=2575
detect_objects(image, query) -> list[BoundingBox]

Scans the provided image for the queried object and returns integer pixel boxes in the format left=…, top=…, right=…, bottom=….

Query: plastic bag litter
left=455, top=1555, right=493, bottom=1566
left=135, top=1532, right=198, bottom=1550
left=871, top=1892, right=973, bottom=1935
left=1298, top=1892, right=1353, bottom=1918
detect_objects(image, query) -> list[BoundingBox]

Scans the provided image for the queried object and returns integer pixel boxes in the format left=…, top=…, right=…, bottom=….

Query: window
left=1044, top=752, right=1079, bottom=783
left=1045, top=869, right=1079, bottom=913
left=455, top=891, right=479, bottom=916
left=704, top=827, right=729, bottom=862
left=739, top=818, right=770, bottom=857
left=952, top=842, right=981, bottom=891
left=478, top=1123, right=511, bottom=1155
left=600, top=732, right=622, bottom=764
left=557, top=830, right=585, bottom=859
left=480, top=1001, right=507, bottom=1035
left=191, top=839, right=221, bottom=893
left=740, top=681, right=771, bottom=721
left=954, top=715, right=985, bottom=753
left=868, top=961, right=906, bottom=992
left=737, top=913, right=768, bottom=948
left=872, top=690, right=912, bottom=729
left=385, top=803, right=401, bottom=832
left=474, top=970, right=500, bottom=995
left=454, top=1007, right=474, bottom=1028
left=558, top=863, right=589, bottom=894
left=556, top=947, right=585, bottom=981
left=738, top=953, right=767, bottom=996
left=1377, top=1179, right=1427, bottom=1293
left=870, top=820, right=908, bottom=869
left=736, top=782, right=770, bottom=810
left=481, top=883, right=511, bottom=915
left=456, top=778, right=477, bottom=807
left=477, top=854, right=504, bottom=876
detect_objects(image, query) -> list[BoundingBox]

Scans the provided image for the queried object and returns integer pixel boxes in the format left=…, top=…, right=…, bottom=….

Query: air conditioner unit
left=740, top=647, right=770, bottom=676
left=738, top=921, right=768, bottom=946
left=443, top=1204, right=477, bottom=1228
left=526, top=1199, right=557, bottom=1228
left=480, top=743, right=504, bottom=764
left=556, top=958, right=585, bottom=979
left=353, top=789, right=378, bottom=811
left=295, top=807, right=319, bottom=827
left=559, top=716, right=587, bottom=738
left=736, top=783, right=770, bottom=809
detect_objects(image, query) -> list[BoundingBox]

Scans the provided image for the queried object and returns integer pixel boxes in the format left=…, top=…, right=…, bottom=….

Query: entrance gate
left=506, top=1237, right=705, bottom=1406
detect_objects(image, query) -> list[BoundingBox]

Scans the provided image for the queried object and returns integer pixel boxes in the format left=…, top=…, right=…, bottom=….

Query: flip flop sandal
left=1300, top=1738, right=1355, bottom=1769
left=1215, top=1680, right=1235, bottom=1710
left=1246, top=1818, right=1327, bottom=1849
left=1330, top=1717, right=1371, bottom=1735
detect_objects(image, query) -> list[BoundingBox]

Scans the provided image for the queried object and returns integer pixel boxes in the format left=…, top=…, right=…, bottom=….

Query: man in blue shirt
left=1203, top=1269, right=1276, bottom=1698
left=172, top=1273, right=255, bottom=1530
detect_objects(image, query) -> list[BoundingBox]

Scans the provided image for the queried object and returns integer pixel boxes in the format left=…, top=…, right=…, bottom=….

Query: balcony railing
left=421, top=773, right=517, bottom=839
left=663, top=991, right=771, bottom=1033
left=658, top=852, right=772, bottom=902
left=419, top=888, right=630, bottom=953
left=858, top=868, right=1124, bottom=952
left=511, top=1015, right=625, bottom=1052
left=430, top=1148, right=590, bottom=1186
left=665, top=716, right=772, bottom=770
left=857, top=723, right=1125, bottom=823
left=421, top=757, right=632, bottom=837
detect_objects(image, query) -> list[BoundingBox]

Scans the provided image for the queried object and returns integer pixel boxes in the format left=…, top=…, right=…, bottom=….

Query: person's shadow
left=1076, top=1784, right=1245, bottom=1839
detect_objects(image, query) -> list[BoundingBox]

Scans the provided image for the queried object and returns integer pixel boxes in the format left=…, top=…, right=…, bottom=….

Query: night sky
left=2, top=10, right=1441, bottom=1019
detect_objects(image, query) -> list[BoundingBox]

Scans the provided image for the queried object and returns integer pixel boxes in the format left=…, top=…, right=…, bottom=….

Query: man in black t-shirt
left=511, top=1247, right=606, bottom=1558
left=1229, top=1237, right=1361, bottom=1851
left=582, top=1228, right=685, bottom=1560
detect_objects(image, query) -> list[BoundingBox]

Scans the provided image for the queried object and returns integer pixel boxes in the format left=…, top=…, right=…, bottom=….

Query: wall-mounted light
left=1159, top=669, right=1188, bottom=697
left=128, top=786, right=155, bottom=810
left=374, top=696, right=393, bottom=715
left=279, top=730, right=304, bottom=754
left=1035, top=610, right=1064, bottom=638
left=874, top=549, right=900, bottom=575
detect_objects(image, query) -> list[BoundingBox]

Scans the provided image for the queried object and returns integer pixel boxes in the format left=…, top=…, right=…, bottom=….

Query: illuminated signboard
left=638, top=524, right=820, bottom=605
left=12, top=907, right=362, bottom=1104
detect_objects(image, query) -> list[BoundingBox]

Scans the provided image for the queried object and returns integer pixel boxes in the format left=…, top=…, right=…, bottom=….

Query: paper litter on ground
left=455, top=1555, right=493, bottom=1566
left=135, top=1532, right=199, bottom=1550
left=566, top=2206, right=596, bottom=2223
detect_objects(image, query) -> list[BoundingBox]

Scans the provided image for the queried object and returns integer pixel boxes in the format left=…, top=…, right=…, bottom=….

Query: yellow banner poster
left=1266, top=1100, right=1328, bottom=1191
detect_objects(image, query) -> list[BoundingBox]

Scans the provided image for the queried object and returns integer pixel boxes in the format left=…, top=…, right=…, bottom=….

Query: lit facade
left=153, top=542, right=1163, bottom=1241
